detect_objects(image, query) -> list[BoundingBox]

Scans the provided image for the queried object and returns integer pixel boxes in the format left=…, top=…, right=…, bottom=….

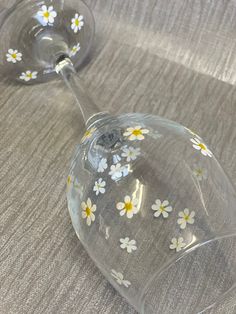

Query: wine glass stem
left=55, top=56, right=106, bottom=127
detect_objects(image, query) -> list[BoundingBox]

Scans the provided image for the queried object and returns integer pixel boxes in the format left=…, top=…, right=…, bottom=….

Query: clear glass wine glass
left=1, top=1, right=236, bottom=313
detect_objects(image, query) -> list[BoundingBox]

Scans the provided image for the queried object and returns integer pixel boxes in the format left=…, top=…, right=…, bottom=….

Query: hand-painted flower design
left=170, top=237, right=186, bottom=252
left=184, top=126, right=201, bottom=139
left=71, top=13, right=84, bottom=33
left=6, top=49, right=22, bottom=63
left=109, top=163, right=124, bottom=180
left=116, top=195, right=139, bottom=218
left=111, top=270, right=131, bottom=287
left=190, top=138, right=212, bottom=157
left=93, top=178, right=106, bottom=195
left=152, top=199, right=173, bottom=218
left=192, top=163, right=207, bottom=181
left=120, top=237, right=137, bottom=253
left=81, top=127, right=96, bottom=143
left=121, top=146, right=141, bottom=162
left=98, top=158, right=108, bottom=173
left=37, top=5, right=57, bottom=25
left=81, top=198, right=96, bottom=226
left=124, top=126, right=149, bottom=141
left=177, top=208, right=195, bottom=229
left=19, top=71, right=38, bottom=81
left=69, top=43, right=81, bottom=57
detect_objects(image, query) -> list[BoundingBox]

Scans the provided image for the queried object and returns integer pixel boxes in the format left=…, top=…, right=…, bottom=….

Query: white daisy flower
left=113, top=154, right=121, bottom=164
left=152, top=199, right=173, bottom=218
left=37, top=5, right=57, bottom=25
left=116, top=195, right=139, bottom=219
left=192, top=164, right=207, bottom=181
left=71, top=13, right=84, bottom=33
left=120, top=237, right=137, bottom=253
left=177, top=208, right=195, bottom=229
left=190, top=137, right=212, bottom=157
left=184, top=126, right=201, bottom=139
left=109, top=163, right=124, bottom=180
left=93, top=178, right=106, bottom=195
left=170, top=237, right=186, bottom=252
left=6, top=49, right=22, bottom=63
left=69, top=43, right=81, bottom=57
left=19, top=70, right=38, bottom=81
left=111, top=270, right=131, bottom=288
left=121, top=146, right=141, bottom=162
left=81, top=198, right=96, bottom=226
left=81, top=127, right=96, bottom=143
left=123, top=126, right=149, bottom=141
left=98, top=158, right=108, bottom=173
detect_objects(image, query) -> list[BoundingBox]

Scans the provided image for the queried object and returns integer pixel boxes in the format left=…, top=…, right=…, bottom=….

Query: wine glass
left=1, top=1, right=236, bottom=313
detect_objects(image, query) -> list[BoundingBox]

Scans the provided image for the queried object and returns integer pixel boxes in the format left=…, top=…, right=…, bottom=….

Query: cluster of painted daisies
left=5, top=5, right=84, bottom=81
left=66, top=124, right=212, bottom=288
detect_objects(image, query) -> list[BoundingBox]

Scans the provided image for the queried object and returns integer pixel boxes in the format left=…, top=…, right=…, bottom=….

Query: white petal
left=124, top=195, right=131, bottom=203
left=120, top=209, right=126, bottom=216
left=116, top=202, right=124, bottom=210
left=127, top=211, right=134, bottom=219
left=154, top=210, right=161, bottom=217
left=162, top=200, right=169, bottom=207
left=162, top=211, right=169, bottom=218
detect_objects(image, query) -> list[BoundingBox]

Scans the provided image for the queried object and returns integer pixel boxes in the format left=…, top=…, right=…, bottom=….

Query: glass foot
left=0, top=0, right=95, bottom=84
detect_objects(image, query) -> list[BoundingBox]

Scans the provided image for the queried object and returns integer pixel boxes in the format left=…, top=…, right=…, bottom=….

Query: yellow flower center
left=75, top=19, right=80, bottom=26
left=160, top=205, right=165, bottom=212
left=132, top=129, right=142, bottom=136
left=12, top=53, right=17, bottom=59
left=84, top=130, right=91, bottom=138
left=124, top=202, right=133, bottom=212
left=85, top=207, right=91, bottom=216
left=196, top=169, right=202, bottom=175
left=67, top=176, right=71, bottom=185
left=44, top=11, right=50, bottom=18
left=198, top=143, right=206, bottom=151
left=184, top=214, right=190, bottom=221
left=27, top=73, right=32, bottom=78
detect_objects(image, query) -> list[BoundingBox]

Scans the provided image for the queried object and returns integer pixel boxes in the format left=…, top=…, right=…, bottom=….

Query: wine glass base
left=0, top=0, right=95, bottom=84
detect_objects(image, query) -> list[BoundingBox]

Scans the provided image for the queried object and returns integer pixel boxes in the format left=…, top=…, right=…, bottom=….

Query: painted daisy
left=111, top=270, right=131, bottom=287
left=93, top=178, right=106, bottom=195
left=71, top=13, right=84, bottom=33
left=192, top=164, right=207, bottom=181
left=121, top=146, right=141, bottom=162
left=69, top=43, right=81, bottom=57
left=177, top=208, right=195, bottom=229
left=109, top=163, right=124, bottom=181
left=98, top=158, right=108, bottom=173
left=81, top=127, right=96, bottom=143
left=123, top=126, right=149, bottom=141
left=190, top=137, right=212, bottom=157
left=19, top=70, right=38, bottom=81
left=37, top=5, right=57, bottom=25
left=81, top=198, right=96, bottom=226
left=120, top=237, right=137, bottom=253
left=170, top=237, right=186, bottom=252
left=152, top=199, right=173, bottom=218
left=116, top=195, right=139, bottom=218
left=6, top=49, right=22, bottom=63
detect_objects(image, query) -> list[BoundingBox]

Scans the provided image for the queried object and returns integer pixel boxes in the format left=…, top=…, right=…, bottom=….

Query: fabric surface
left=0, top=0, right=236, bottom=313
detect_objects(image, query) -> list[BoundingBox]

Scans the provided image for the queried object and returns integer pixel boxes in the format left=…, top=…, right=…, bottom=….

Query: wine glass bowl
left=67, top=112, right=236, bottom=313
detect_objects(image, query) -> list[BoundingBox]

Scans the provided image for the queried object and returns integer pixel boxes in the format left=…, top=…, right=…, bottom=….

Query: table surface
left=0, top=0, right=236, bottom=313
